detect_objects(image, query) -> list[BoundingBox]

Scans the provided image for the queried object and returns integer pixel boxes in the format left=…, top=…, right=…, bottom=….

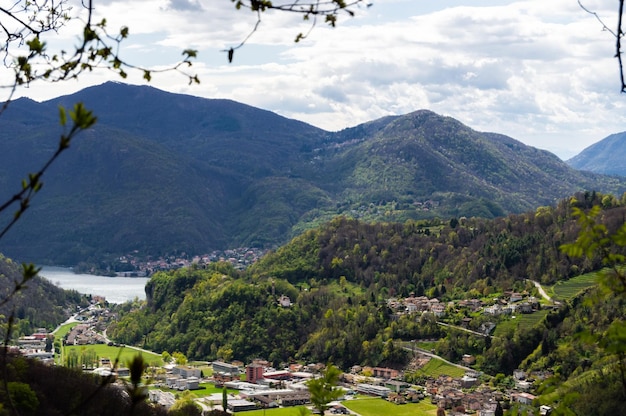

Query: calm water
left=39, top=266, right=150, bottom=304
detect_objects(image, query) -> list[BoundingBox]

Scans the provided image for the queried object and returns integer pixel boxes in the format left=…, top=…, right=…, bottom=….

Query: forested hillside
left=109, top=192, right=626, bottom=383
left=0, top=256, right=87, bottom=337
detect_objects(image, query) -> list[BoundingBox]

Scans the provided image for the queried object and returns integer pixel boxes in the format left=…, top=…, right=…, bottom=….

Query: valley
left=1, top=83, right=626, bottom=415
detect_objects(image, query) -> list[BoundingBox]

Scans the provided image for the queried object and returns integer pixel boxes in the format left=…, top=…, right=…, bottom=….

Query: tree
left=306, top=364, right=343, bottom=415
left=170, top=390, right=202, bottom=416
left=494, top=401, right=504, bottom=416
left=222, top=385, right=228, bottom=412
left=172, top=351, right=188, bottom=365
left=6, top=381, right=39, bottom=416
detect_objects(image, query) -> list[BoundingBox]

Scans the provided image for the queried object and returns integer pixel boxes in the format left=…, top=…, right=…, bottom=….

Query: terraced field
left=550, top=272, right=597, bottom=300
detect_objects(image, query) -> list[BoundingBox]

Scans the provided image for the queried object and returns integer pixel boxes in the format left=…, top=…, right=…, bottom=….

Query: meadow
left=411, top=357, right=466, bottom=378
left=63, top=344, right=163, bottom=367
left=231, top=398, right=439, bottom=416
left=493, top=309, right=549, bottom=337
left=343, top=397, right=438, bottom=416
left=52, top=321, right=79, bottom=338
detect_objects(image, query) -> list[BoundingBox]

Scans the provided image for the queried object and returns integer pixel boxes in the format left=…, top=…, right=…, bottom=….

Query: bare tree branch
left=225, top=0, right=370, bottom=62
left=579, top=0, right=626, bottom=92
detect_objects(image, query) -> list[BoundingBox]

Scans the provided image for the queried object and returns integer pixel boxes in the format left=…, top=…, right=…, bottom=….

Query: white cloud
left=4, top=0, right=626, bottom=159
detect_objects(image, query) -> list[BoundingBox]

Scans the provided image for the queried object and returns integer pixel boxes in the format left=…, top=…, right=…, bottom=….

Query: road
left=436, top=321, right=493, bottom=338
left=528, top=279, right=555, bottom=303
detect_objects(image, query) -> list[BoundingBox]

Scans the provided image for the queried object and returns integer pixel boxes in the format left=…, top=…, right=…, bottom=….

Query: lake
left=39, top=266, right=150, bottom=304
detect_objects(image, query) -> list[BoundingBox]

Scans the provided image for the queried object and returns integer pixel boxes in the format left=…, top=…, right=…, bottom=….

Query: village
left=10, top=286, right=557, bottom=416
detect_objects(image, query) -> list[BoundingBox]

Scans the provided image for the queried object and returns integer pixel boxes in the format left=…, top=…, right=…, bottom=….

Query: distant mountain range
left=1, top=82, right=624, bottom=264
left=567, top=131, right=626, bottom=176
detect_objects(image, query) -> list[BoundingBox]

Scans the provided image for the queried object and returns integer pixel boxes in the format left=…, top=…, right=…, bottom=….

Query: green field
left=52, top=321, right=79, bottom=338
left=63, top=344, right=163, bottom=367
left=493, top=309, right=549, bottom=337
left=415, top=341, right=438, bottom=351
left=550, top=272, right=598, bottom=300
left=412, top=357, right=466, bottom=378
left=343, top=397, right=438, bottom=416
left=228, top=406, right=310, bottom=416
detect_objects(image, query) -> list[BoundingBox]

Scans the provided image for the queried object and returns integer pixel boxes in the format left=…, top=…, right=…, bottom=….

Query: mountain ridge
left=0, top=82, right=624, bottom=264
left=567, top=131, right=626, bottom=176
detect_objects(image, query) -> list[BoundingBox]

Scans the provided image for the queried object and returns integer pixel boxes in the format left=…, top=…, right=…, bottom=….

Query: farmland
left=550, top=272, right=597, bottom=300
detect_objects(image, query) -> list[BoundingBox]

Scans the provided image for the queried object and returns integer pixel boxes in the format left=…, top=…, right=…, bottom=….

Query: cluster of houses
left=163, top=365, right=201, bottom=391
left=482, top=293, right=540, bottom=316
left=150, top=360, right=323, bottom=413
left=65, top=323, right=107, bottom=346
left=388, top=290, right=547, bottom=320
left=387, top=295, right=447, bottom=317
left=114, top=247, right=268, bottom=276
left=146, top=355, right=555, bottom=415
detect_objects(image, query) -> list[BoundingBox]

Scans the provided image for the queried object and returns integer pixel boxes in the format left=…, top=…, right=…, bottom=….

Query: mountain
left=567, top=131, right=626, bottom=176
left=0, top=82, right=625, bottom=264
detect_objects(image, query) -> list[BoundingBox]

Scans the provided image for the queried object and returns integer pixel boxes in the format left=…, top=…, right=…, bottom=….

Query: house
left=385, top=380, right=410, bottom=392
left=540, top=405, right=552, bottom=415
left=518, top=302, right=533, bottom=313
left=371, top=367, right=399, bottom=379
left=431, top=303, right=446, bottom=317
left=460, top=375, right=479, bottom=388
left=513, top=369, right=526, bottom=380
left=462, top=354, right=476, bottom=365
left=484, top=304, right=502, bottom=315
left=510, top=293, right=523, bottom=302
left=512, top=392, right=536, bottom=405
left=213, top=372, right=239, bottom=386
left=278, top=295, right=292, bottom=307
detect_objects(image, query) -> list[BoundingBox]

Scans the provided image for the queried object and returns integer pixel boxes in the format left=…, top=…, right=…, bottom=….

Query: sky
left=3, top=0, right=625, bottom=159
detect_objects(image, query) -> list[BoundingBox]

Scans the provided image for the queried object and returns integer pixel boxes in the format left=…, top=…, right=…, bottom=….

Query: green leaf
left=58, top=106, right=67, bottom=126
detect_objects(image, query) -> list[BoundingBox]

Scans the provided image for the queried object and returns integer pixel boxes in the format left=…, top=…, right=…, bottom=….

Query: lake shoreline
left=38, top=266, right=150, bottom=304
